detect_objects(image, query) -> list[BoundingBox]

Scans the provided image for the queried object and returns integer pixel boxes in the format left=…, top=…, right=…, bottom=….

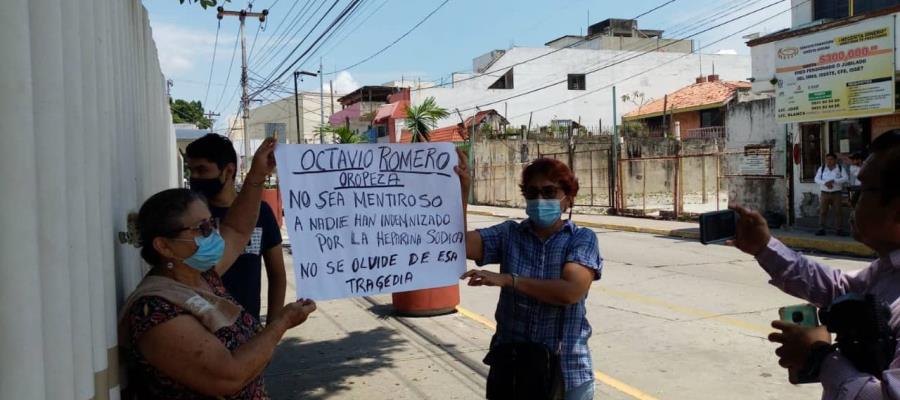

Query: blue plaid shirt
left=477, top=219, right=603, bottom=390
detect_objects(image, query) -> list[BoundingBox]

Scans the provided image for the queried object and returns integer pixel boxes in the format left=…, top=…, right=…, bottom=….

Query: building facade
left=748, top=0, right=900, bottom=227
left=410, top=18, right=751, bottom=132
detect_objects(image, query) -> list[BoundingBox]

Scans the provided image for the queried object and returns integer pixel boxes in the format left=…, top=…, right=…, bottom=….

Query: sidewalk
left=263, top=252, right=491, bottom=400
left=467, top=205, right=877, bottom=258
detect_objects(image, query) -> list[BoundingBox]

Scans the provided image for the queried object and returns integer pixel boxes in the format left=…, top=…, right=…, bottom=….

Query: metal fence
left=539, top=148, right=613, bottom=208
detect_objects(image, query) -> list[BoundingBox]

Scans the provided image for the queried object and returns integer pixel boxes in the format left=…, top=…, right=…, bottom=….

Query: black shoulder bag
left=484, top=230, right=577, bottom=400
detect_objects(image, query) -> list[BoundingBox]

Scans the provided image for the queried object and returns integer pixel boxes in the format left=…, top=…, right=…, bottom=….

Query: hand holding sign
left=248, top=137, right=277, bottom=183
left=275, top=143, right=466, bottom=300
left=454, top=147, right=471, bottom=206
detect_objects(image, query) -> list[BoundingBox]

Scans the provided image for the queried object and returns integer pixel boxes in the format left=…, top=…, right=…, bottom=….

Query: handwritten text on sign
left=274, top=143, right=466, bottom=300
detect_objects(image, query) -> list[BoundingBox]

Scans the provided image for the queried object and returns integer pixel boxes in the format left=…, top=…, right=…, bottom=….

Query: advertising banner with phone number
left=775, top=15, right=895, bottom=123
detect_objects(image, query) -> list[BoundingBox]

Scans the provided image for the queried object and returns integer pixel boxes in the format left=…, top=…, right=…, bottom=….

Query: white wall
left=749, top=42, right=777, bottom=93
left=233, top=92, right=342, bottom=146
left=412, top=47, right=750, bottom=130
left=0, top=0, right=177, bottom=399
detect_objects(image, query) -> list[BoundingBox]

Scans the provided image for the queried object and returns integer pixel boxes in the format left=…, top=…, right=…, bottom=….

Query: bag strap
left=554, top=226, right=578, bottom=355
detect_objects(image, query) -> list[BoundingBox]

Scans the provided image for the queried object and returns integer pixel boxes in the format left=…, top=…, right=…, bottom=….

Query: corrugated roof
left=623, top=80, right=750, bottom=120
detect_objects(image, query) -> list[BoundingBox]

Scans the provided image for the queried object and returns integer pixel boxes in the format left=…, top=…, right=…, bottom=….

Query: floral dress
left=125, top=271, right=268, bottom=399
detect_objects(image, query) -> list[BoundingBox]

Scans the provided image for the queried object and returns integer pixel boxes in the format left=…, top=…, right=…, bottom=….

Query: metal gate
left=538, top=148, right=613, bottom=208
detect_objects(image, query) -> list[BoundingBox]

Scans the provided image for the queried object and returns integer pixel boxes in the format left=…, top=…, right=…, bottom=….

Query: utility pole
left=612, top=86, right=619, bottom=211
left=204, top=111, right=221, bottom=132
left=329, top=80, right=336, bottom=142
left=166, top=79, right=174, bottom=98
left=319, top=58, right=325, bottom=143
left=294, top=70, right=317, bottom=144
left=218, top=5, right=268, bottom=178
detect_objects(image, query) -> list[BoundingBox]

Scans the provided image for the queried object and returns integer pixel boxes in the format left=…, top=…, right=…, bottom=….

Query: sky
left=144, top=0, right=793, bottom=130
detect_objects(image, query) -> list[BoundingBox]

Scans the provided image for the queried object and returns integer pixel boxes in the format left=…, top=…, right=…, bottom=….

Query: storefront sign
left=775, top=15, right=895, bottom=123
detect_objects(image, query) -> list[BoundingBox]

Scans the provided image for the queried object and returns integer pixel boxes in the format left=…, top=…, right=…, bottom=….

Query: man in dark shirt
left=185, top=134, right=286, bottom=323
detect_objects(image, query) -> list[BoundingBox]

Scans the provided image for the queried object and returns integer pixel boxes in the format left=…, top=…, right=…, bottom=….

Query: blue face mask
left=181, top=230, right=225, bottom=272
left=526, top=199, right=562, bottom=228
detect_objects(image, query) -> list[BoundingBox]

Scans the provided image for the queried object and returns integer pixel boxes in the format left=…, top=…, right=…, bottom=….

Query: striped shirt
left=477, top=219, right=603, bottom=390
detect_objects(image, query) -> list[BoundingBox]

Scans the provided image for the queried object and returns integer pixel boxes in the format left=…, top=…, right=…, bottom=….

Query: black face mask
left=189, top=172, right=226, bottom=200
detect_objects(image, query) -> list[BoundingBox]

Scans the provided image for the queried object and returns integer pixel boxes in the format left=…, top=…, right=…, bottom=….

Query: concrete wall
left=749, top=42, right=777, bottom=94
left=619, top=138, right=724, bottom=215
left=413, top=47, right=750, bottom=131
left=1, top=0, right=178, bottom=399
left=724, top=96, right=788, bottom=217
left=472, top=137, right=613, bottom=209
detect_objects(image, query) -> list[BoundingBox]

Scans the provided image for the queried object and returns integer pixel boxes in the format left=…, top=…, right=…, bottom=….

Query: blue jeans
left=565, top=380, right=595, bottom=400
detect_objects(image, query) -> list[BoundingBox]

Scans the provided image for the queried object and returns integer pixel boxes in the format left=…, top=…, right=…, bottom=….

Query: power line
left=411, top=0, right=753, bottom=114
left=453, top=0, right=788, bottom=114
left=212, top=28, right=241, bottom=113
left=203, top=21, right=222, bottom=107
left=510, top=0, right=804, bottom=119
left=250, top=0, right=319, bottom=69
left=412, top=0, right=691, bottom=93
left=253, top=0, right=344, bottom=89
left=251, top=0, right=364, bottom=98
left=320, top=0, right=389, bottom=58
left=441, top=0, right=755, bottom=110
left=633, top=0, right=678, bottom=20
left=289, top=1, right=373, bottom=77
left=327, top=0, right=449, bottom=75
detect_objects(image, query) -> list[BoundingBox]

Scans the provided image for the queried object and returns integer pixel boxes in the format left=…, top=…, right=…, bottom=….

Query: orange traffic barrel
left=391, top=284, right=460, bottom=317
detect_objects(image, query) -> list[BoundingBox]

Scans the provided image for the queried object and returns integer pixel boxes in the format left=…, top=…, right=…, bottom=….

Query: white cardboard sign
left=274, top=143, right=466, bottom=300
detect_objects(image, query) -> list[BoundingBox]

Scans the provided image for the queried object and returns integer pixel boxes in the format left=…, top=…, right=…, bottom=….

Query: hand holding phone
left=776, top=304, right=822, bottom=384
left=699, top=210, right=737, bottom=245
left=726, top=205, right=773, bottom=256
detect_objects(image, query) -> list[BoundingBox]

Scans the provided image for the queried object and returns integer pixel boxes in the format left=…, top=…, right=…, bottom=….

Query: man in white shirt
left=848, top=152, right=864, bottom=188
left=815, top=153, right=848, bottom=236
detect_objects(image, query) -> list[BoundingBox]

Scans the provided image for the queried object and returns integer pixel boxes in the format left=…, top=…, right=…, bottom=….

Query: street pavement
left=262, top=213, right=874, bottom=399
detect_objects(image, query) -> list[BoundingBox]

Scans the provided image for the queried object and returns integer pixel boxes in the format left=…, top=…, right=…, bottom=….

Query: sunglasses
left=849, top=187, right=881, bottom=208
left=520, top=185, right=561, bottom=200
left=170, top=217, right=219, bottom=238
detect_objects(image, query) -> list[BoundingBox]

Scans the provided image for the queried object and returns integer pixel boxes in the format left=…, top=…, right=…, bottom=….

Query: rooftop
left=337, top=86, right=402, bottom=106
left=623, top=77, right=751, bottom=120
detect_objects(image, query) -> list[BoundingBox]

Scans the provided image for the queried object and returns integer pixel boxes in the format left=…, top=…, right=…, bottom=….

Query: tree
left=177, top=0, right=230, bottom=9
left=316, top=124, right=367, bottom=144
left=621, top=91, right=649, bottom=108
left=405, top=97, right=449, bottom=143
left=170, top=98, right=212, bottom=129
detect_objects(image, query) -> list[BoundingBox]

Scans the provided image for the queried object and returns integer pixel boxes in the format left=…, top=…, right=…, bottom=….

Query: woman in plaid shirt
left=456, top=155, right=603, bottom=400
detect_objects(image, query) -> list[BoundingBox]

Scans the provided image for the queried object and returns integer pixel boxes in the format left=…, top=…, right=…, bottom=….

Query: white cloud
left=324, top=71, right=361, bottom=94
left=715, top=49, right=739, bottom=55
left=151, top=22, right=221, bottom=77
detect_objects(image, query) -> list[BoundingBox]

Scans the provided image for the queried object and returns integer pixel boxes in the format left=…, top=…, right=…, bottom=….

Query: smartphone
left=699, top=210, right=737, bottom=245
left=778, top=304, right=821, bottom=384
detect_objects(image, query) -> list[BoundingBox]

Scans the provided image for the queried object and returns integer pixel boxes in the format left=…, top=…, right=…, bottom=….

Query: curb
left=467, top=210, right=876, bottom=258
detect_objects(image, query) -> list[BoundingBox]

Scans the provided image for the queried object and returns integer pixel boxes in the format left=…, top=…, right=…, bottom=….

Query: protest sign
left=274, top=143, right=466, bottom=300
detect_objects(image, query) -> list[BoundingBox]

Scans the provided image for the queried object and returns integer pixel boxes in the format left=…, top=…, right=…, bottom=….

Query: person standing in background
left=186, top=134, right=286, bottom=324
left=814, top=153, right=848, bottom=237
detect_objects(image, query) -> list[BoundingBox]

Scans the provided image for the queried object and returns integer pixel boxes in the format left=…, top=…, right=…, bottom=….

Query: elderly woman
left=120, top=138, right=316, bottom=399
left=457, top=156, right=603, bottom=400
